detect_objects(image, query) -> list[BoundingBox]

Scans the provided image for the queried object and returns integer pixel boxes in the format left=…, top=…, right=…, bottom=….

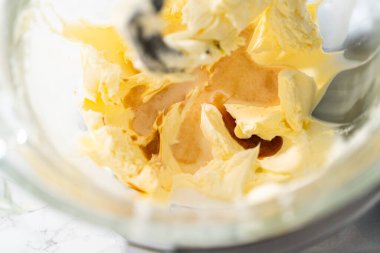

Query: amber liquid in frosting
left=127, top=45, right=284, bottom=173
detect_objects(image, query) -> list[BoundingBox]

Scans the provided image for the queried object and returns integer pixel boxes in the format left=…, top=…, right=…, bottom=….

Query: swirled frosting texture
left=65, top=0, right=345, bottom=202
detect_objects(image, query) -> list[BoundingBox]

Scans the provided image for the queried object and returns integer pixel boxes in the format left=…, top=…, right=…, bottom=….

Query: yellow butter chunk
left=161, top=0, right=187, bottom=34
left=64, top=24, right=137, bottom=79
left=250, top=0, right=322, bottom=54
left=172, top=148, right=259, bottom=201
left=81, top=47, right=122, bottom=103
left=200, top=104, right=243, bottom=160
left=248, top=0, right=352, bottom=103
left=278, top=69, right=317, bottom=131
left=163, top=0, right=272, bottom=70
left=225, top=104, right=289, bottom=141
left=224, top=69, right=317, bottom=141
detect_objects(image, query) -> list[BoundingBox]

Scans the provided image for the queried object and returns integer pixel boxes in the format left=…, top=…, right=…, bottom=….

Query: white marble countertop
left=0, top=176, right=140, bottom=253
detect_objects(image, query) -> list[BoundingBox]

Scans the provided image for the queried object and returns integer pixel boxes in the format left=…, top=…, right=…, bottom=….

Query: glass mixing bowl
left=1, top=0, right=380, bottom=252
